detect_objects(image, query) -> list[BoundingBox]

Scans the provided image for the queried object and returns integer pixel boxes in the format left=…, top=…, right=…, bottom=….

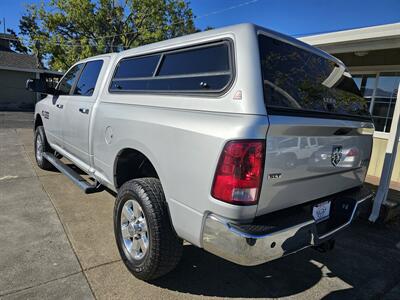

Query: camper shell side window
left=109, top=40, right=235, bottom=95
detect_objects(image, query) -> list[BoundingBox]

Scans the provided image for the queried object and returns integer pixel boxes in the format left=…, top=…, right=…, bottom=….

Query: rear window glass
left=258, top=35, right=370, bottom=120
left=109, top=41, right=232, bottom=93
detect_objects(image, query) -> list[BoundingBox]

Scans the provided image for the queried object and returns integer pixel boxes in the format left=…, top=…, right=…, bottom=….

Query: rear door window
left=300, top=138, right=308, bottom=149
left=258, top=34, right=371, bottom=120
left=74, top=60, right=104, bottom=96
left=110, top=41, right=233, bottom=94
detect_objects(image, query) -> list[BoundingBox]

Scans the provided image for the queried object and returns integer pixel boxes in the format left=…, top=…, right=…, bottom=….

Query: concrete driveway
left=1, top=112, right=400, bottom=300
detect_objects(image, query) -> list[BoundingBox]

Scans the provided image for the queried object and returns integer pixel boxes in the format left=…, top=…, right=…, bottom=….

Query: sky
left=0, top=0, right=399, bottom=37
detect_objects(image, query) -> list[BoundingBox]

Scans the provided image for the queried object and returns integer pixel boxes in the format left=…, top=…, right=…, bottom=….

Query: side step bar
left=43, top=152, right=103, bottom=194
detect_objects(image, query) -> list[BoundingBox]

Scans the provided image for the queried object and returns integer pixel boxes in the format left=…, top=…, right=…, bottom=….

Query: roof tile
left=0, top=51, right=38, bottom=69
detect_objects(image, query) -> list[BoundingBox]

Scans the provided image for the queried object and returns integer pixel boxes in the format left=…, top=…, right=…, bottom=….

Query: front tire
left=114, top=178, right=183, bottom=281
left=34, top=126, right=53, bottom=170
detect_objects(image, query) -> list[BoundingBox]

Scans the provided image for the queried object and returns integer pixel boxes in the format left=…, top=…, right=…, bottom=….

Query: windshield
left=258, top=34, right=371, bottom=120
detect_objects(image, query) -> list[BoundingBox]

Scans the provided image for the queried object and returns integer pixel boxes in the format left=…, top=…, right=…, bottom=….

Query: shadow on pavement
left=153, top=220, right=400, bottom=299
left=154, top=245, right=322, bottom=298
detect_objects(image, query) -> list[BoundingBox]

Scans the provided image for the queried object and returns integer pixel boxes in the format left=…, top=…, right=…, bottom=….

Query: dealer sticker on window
left=312, top=201, right=331, bottom=222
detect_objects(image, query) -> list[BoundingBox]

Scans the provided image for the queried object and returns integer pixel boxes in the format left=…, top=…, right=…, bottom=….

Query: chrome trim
left=318, top=194, right=372, bottom=239
left=202, top=193, right=373, bottom=266
left=222, top=216, right=314, bottom=239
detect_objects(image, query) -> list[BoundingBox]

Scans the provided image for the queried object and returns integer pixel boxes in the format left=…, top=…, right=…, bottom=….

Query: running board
left=43, top=152, right=103, bottom=194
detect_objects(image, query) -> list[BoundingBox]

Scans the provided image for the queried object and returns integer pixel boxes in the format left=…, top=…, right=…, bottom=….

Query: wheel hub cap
left=120, top=199, right=149, bottom=260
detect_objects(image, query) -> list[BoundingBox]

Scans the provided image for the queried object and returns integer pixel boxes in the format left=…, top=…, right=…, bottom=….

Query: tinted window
left=114, top=55, right=160, bottom=79
left=258, top=35, right=370, bottom=120
left=111, top=74, right=231, bottom=92
left=57, top=64, right=83, bottom=95
left=109, top=41, right=232, bottom=93
left=158, top=44, right=230, bottom=76
left=74, top=60, right=103, bottom=96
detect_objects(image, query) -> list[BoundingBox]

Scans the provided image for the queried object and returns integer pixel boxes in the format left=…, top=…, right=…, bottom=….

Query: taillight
left=344, top=147, right=359, bottom=163
left=211, top=140, right=265, bottom=205
left=346, top=147, right=359, bottom=157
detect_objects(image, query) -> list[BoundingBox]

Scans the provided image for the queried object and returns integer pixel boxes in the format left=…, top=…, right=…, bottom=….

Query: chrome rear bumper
left=202, top=192, right=373, bottom=266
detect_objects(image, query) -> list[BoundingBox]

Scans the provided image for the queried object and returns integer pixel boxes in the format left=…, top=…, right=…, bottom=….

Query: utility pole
left=3, top=18, right=5, bottom=33
left=369, top=82, right=400, bottom=222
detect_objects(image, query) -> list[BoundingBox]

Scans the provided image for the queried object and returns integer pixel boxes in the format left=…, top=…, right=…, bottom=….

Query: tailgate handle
left=334, top=128, right=352, bottom=135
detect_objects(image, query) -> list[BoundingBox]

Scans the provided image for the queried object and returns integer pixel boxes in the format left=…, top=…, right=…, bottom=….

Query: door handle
left=79, top=108, right=89, bottom=114
left=56, top=104, right=63, bottom=109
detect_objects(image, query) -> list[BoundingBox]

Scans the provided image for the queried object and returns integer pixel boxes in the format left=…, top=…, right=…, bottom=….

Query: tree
left=18, top=4, right=47, bottom=68
left=4, top=28, right=29, bottom=54
left=0, top=19, right=28, bottom=54
left=18, top=0, right=197, bottom=70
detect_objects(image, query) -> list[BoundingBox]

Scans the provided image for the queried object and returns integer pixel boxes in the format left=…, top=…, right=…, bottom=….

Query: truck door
left=62, top=59, right=104, bottom=168
left=45, top=64, right=83, bottom=147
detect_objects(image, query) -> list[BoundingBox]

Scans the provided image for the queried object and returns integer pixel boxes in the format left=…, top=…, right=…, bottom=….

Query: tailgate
left=256, top=32, right=374, bottom=216
left=256, top=116, right=374, bottom=216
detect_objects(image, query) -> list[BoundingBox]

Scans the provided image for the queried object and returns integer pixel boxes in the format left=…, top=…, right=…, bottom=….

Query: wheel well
left=114, top=148, right=159, bottom=189
left=34, top=114, right=43, bottom=129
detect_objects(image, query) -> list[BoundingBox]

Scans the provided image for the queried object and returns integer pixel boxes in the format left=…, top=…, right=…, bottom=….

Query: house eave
left=299, top=23, right=400, bottom=53
left=0, top=65, right=63, bottom=75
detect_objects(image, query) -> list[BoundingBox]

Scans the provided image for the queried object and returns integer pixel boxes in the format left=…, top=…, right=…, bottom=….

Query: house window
left=353, top=72, right=400, bottom=133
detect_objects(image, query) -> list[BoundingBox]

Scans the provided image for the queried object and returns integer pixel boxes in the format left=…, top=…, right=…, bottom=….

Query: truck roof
left=73, top=23, right=343, bottom=70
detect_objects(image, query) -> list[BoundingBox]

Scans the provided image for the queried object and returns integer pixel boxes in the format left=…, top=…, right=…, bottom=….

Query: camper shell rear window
left=258, top=34, right=371, bottom=121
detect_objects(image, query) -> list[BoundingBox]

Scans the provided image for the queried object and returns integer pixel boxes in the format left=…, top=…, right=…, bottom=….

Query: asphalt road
left=1, top=112, right=400, bottom=299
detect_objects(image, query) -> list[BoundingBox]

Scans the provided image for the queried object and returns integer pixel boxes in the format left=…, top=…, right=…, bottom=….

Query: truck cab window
left=74, top=60, right=104, bottom=96
left=57, top=64, right=83, bottom=95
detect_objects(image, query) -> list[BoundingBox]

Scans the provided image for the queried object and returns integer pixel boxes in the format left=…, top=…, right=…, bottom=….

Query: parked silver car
left=28, top=23, right=374, bottom=281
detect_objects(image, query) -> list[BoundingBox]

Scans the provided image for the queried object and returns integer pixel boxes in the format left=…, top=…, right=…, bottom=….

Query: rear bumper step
left=201, top=187, right=373, bottom=266
left=43, top=152, right=102, bottom=194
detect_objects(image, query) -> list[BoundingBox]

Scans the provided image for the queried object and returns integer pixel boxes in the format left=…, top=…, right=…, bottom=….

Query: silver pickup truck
left=27, top=23, right=374, bottom=281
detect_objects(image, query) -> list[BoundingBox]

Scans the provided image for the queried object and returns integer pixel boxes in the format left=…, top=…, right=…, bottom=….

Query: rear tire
left=34, top=126, right=54, bottom=170
left=114, top=178, right=183, bottom=281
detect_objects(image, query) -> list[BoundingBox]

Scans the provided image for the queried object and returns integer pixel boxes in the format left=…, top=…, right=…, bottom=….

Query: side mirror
left=26, top=78, right=57, bottom=95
